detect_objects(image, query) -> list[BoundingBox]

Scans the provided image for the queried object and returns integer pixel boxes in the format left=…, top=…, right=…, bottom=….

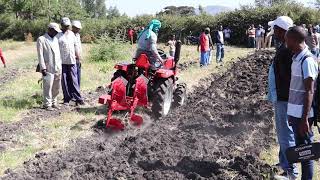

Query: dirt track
left=2, top=51, right=275, bottom=180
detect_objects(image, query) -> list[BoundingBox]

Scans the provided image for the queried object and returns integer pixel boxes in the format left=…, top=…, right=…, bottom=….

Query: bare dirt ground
left=2, top=51, right=275, bottom=180
left=0, top=43, right=36, bottom=87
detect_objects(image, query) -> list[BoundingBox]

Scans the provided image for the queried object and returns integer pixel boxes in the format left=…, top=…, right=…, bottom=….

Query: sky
left=107, top=0, right=311, bottom=17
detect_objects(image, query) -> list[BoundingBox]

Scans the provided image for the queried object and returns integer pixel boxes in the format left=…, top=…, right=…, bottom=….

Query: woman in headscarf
left=135, top=19, right=163, bottom=68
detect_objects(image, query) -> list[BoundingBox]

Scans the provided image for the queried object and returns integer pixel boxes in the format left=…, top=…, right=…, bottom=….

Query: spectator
left=198, top=28, right=210, bottom=67
left=305, top=26, right=319, bottom=57
left=265, top=21, right=274, bottom=49
left=247, top=24, right=256, bottom=48
left=0, top=48, right=6, bottom=68
left=128, top=28, right=134, bottom=45
left=72, top=20, right=82, bottom=88
left=286, top=26, right=319, bottom=180
left=37, top=23, right=62, bottom=111
left=58, top=17, right=84, bottom=106
left=223, top=27, right=231, bottom=44
left=214, top=25, right=225, bottom=64
left=255, top=25, right=265, bottom=50
left=267, top=16, right=298, bottom=179
left=207, top=30, right=214, bottom=65
left=315, top=27, right=320, bottom=57
left=167, top=34, right=176, bottom=57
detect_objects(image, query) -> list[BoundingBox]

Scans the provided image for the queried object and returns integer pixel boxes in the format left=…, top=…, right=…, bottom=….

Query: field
left=0, top=40, right=319, bottom=179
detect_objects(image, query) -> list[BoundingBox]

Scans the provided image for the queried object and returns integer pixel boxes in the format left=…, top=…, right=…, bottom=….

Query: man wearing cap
left=58, top=17, right=84, bottom=106
left=267, top=16, right=298, bottom=179
left=72, top=20, right=82, bottom=88
left=37, top=23, right=62, bottom=111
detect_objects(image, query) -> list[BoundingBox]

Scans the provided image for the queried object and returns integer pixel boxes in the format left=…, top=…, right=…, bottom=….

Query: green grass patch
left=0, top=72, right=42, bottom=123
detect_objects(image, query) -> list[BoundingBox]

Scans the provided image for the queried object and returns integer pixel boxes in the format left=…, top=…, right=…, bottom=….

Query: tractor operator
left=135, top=19, right=164, bottom=68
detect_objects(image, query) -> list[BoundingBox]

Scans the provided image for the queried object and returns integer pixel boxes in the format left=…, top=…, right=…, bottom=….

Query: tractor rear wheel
left=173, top=83, right=187, bottom=107
left=152, top=78, right=174, bottom=118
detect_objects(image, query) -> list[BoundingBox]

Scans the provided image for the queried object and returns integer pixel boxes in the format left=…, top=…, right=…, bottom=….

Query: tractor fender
left=155, top=69, right=175, bottom=78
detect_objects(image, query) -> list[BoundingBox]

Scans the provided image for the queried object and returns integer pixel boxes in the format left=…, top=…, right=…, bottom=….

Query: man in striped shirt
left=286, top=26, right=319, bottom=180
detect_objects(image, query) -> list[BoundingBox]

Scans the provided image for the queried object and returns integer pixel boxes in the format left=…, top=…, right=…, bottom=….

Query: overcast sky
left=106, top=0, right=312, bottom=17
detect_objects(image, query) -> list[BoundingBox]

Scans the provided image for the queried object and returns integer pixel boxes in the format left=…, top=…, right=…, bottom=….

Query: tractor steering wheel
left=157, top=49, right=167, bottom=59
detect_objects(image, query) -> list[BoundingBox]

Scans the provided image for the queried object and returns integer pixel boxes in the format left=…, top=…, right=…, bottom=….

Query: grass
left=0, top=72, right=42, bottom=122
left=0, top=111, right=96, bottom=175
left=0, top=40, right=26, bottom=51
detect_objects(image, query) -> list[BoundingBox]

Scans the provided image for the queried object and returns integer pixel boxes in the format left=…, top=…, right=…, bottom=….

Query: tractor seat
left=135, top=54, right=150, bottom=70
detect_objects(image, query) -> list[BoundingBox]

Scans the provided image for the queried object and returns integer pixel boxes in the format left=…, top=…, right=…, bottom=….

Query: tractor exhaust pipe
left=174, top=40, right=182, bottom=65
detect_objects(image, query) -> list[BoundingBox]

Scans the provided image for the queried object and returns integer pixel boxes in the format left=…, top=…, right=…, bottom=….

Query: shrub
left=89, top=34, right=131, bottom=63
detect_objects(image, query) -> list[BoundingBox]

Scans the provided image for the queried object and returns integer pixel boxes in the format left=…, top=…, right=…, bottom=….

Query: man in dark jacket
left=267, top=16, right=298, bottom=179
left=214, top=25, right=224, bottom=64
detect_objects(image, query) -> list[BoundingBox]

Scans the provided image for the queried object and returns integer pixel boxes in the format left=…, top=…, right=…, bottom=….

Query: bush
left=89, top=34, right=131, bottom=63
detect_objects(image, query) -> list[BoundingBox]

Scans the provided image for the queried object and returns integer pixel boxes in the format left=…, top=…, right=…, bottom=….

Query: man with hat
left=58, top=17, right=84, bottom=106
left=72, top=20, right=82, bottom=88
left=135, top=19, right=163, bottom=69
left=37, top=23, right=62, bottom=111
left=267, top=16, right=298, bottom=179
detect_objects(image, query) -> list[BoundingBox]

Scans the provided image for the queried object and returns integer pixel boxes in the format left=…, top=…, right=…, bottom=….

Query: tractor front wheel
left=152, top=78, right=174, bottom=118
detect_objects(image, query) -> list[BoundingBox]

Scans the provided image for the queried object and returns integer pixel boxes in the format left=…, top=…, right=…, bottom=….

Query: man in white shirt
left=286, top=26, right=319, bottom=180
left=58, top=17, right=84, bottom=106
left=214, top=25, right=224, bottom=64
left=37, top=23, right=62, bottom=110
left=72, top=20, right=82, bottom=88
left=256, top=25, right=265, bottom=50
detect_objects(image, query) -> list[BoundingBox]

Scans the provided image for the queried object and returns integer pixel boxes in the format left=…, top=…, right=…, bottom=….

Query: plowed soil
left=2, top=51, right=275, bottom=180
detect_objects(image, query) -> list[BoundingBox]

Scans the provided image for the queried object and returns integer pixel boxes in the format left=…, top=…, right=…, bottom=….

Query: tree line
left=1, top=0, right=320, bottom=46
left=0, top=0, right=121, bottom=20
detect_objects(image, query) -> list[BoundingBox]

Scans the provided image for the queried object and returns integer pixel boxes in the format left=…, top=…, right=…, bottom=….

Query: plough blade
left=105, top=77, right=128, bottom=130
left=130, top=114, right=143, bottom=125
left=108, top=118, right=125, bottom=130
left=130, top=75, right=149, bottom=126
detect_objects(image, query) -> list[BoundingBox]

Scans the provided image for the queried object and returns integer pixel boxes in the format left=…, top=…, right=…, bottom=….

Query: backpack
left=300, top=54, right=320, bottom=127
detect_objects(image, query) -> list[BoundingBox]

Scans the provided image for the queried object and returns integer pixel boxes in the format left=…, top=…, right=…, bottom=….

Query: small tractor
left=98, top=41, right=186, bottom=130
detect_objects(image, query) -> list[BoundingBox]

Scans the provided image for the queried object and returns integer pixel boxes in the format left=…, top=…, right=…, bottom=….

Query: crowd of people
left=37, top=17, right=84, bottom=111
left=267, top=16, right=319, bottom=180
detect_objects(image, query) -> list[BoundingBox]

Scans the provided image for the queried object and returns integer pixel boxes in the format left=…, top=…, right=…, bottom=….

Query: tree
left=107, top=6, right=120, bottom=19
left=255, top=0, right=291, bottom=7
left=314, top=0, right=320, bottom=9
left=198, top=5, right=206, bottom=15
left=95, top=0, right=107, bottom=18
left=158, top=6, right=196, bottom=16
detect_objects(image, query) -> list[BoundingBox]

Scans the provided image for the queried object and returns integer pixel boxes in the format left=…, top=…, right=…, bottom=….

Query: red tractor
left=99, top=41, right=186, bottom=130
